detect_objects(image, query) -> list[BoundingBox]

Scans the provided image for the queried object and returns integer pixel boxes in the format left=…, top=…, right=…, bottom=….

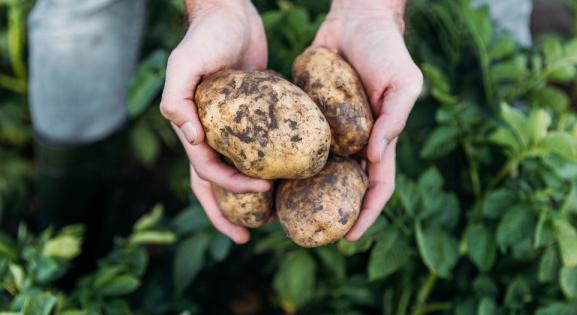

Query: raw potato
left=276, top=156, right=368, bottom=247
left=195, top=70, right=331, bottom=179
left=212, top=184, right=274, bottom=228
left=293, top=47, right=374, bottom=156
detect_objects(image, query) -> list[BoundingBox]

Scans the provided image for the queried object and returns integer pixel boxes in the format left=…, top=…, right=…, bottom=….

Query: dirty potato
left=195, top=70, right=331, bottom=179
left=212, top=183, right=274, bottom=228
left=276, top=156, right=368, bottom=247
left=292, top=47, right=374, bottom=156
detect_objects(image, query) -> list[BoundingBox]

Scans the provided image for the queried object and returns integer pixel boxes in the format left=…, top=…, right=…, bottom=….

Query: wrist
left=185, top=0, right=252, bottom=21
left=328, top=0, right=406, bottom=33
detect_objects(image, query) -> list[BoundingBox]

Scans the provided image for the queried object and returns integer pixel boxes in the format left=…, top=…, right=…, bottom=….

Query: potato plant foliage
left=1, top=0, right=577, bottom=314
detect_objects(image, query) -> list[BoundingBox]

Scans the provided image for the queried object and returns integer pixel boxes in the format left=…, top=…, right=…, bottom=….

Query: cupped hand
left=161, top=0, right=270, bottom=244
left=312, top=0, right=423, bottom=241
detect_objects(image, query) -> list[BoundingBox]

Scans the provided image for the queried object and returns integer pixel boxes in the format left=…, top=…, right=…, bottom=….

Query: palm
left=312, top=13, right=422, bottom=240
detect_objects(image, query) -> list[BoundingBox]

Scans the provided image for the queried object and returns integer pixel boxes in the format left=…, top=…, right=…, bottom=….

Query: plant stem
left=412, top=302, right=452, bottom=315
left=463, top=140, right=481, bottom=198
left=0, top=74, right=26, bottom=93
left=396, top=286, right=412, bottom=315
left=415, top=273, right=437, bottom=308
left=486, top=158, right=515, bottom=192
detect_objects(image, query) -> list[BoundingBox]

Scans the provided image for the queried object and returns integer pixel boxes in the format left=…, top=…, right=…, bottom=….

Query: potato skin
left=195, top=70, right=331, bottom=179
left=276, top=156, right=368, bottom=247
left=212, top=184, right=274, bottom=228
left=292, top=47, right=374, bottom=156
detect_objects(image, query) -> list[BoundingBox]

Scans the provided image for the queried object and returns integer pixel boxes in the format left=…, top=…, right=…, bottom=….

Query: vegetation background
left=2, top=0, right=577, bottom=314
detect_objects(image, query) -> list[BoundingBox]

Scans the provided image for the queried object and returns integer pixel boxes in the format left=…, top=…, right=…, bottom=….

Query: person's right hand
left=160, top=0, right=270, bottom=244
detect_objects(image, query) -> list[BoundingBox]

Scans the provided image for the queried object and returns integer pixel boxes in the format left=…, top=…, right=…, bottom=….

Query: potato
left=292, top=47, right=374, bottom=156
left=212, top=183, right=274, bottom=228
left=276, top=156, right=368, bottom=247
left=195, top=69, right=331, bottom=179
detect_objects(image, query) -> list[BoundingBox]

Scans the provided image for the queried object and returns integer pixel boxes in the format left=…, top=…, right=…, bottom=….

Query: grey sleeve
left=28, top=0, right=146, bottom=145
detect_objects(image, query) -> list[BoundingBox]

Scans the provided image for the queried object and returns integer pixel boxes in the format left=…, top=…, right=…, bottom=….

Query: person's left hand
left=312, top=1, right=423, bottom=241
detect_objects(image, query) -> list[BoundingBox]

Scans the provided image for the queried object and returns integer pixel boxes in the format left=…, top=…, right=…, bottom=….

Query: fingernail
left=379, top=139, right=389, bottom=161
left=180, top=122, right=197, bottom=144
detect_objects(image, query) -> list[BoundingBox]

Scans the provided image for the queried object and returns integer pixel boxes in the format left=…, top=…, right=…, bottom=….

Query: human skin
left=312, top=0, right=423, bottom=241
left=160, top=0, right=269, bottom=243
left=161, top=0, right=422, bottom=244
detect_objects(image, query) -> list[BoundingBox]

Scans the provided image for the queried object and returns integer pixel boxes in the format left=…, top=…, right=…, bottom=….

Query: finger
left=346, top=139, right=397, bottom=241
left=190, top=166, right=250, bottom=244
left=367, top=71, right=422, bottom=164
left=311, top=24, right=340, bottom=51
left=160, top=48, right=205, bottom=145
left=172, top=123, right=271, bottom=193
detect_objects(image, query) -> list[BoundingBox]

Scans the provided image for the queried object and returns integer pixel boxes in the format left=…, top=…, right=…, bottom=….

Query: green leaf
left=491, top=55, right=529, bottom=81
left=315, top=246, right=346, bottom=282
left=396, top=175, right=418, bottom=216
left=420, top=125, right=459, bottom=159
left=530, top=86, right=570, bottom=113
left=490, top=128, right=521, bottom=152
left=481, top=189, right=516, bottom=219
left=174, top=233, right=210, bottom=294
left=421, top=63, right=450, bottom=92
left=134, top=204, right=164, bottom=231
left=539, top=132, right=577, bottom=161
left=0, top=235, right=17, bottom=260
left=21, top=293, right=57, bottom=315
left=209, top=234, right=232, bottom=262
left=542, top=36, right=564, bottom=65
left=500, top=103, right=530, bottom=147
left=97, top=274, right=140, bottom=296
left=172, top=205, right=211, bottom=236
left=415, top=223, right=459, bottom=278
left=43, top=235, right=82, bottom=259
left=496, top=205, right=534, bottom=251
left=368, top=228, right=409, bottom=281
left=536, top=302, right=577, bottom=315
left=534, top=213, right=556, bottom=248
left=130, top=124, right=161, bottom=168
left=528, top=109, right=552, bottom=144
left=128, top=50, right=167, bottom=118
left=560, top=266, right=577, bottom=299
left=417, top=167, right=444, bottom=194
left=504, top=277, right=531, bottom=307
left=274, top=250, right=316, bottom=313
left=129, top=230, right=176, bottom=246
left=555, top=220, right=577, bottom=267
left=539, top=246, right=560, bottom=283
left=477, top=297, right=496, bottom=315
left=466, top=223, right=496, bottom=272
left=489, top=33, right=515, bottom=60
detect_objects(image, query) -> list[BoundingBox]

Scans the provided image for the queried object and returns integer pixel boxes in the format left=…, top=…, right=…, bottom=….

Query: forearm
left=184, top=0, right=250, bottom=21
left=329, top=0, right=406, bottom=32
left=330, top=0, right=406, bottom=14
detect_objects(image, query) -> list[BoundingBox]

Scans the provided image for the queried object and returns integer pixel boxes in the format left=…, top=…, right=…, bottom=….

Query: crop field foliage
left=2, top=0, right=577, bottom=314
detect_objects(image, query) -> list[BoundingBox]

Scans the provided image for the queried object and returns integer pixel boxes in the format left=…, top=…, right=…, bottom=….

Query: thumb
left=160, top=50, right=205, bottom=145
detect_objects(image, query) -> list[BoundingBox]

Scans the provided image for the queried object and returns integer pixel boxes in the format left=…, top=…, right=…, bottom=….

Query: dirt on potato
left=293, top=47, right=374, bottom=156
left=195, top=69, right=332, bottom=179
left=276, top=156, right=368, bottom=247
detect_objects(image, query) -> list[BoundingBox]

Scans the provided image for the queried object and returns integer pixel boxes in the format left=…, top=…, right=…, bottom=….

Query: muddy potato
left=276, top=156, right=368, bottom=247
left=292, top=47, right=374, bottom=156
left=195, top=70, right=331, bottom=179
left=212, top=184, right=274, bottom=228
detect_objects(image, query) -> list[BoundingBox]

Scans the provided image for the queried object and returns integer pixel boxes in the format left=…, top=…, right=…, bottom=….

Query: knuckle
left=159, top=101, right=178, bottom=120
left=167, top=48, right=185, bottom=68
left=390, top=120, right=407, bottom=135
